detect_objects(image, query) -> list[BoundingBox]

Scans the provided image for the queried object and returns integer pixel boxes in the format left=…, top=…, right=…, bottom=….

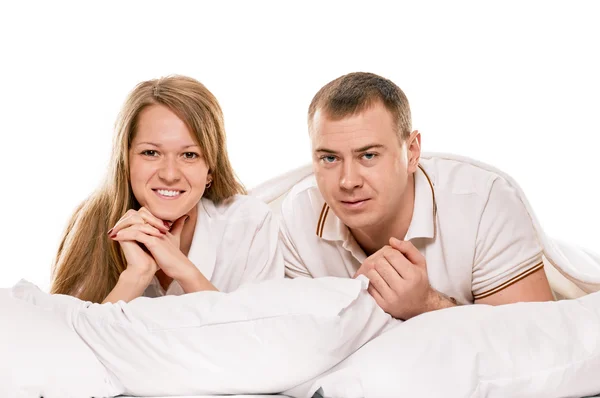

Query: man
left=279, top=72, right=555, bottom=320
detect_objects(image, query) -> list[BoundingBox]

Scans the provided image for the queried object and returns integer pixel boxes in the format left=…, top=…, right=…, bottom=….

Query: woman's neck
left=179, top=204, right=198, bottom=255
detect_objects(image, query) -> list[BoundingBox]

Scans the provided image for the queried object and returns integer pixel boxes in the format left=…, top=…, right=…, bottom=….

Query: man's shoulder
left=280, top=174, right=326, bottom=228
left=420, top=152, right=508, bottom=198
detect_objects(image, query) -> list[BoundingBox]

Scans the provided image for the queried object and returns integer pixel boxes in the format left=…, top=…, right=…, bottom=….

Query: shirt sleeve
left=239, top=209, right=285, bottom=286
left=278, top=197, right=313, bottom=279
left=471, top=176, right=544, bottom=300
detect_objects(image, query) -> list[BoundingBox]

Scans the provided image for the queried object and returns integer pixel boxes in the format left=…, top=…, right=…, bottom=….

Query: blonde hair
left=50, top=75, right=245, bottom=303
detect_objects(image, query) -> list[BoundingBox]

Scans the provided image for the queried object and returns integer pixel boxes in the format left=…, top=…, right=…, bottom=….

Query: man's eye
left=322, top=156, right=336, bottom=163
left=363, top=153, right=376, bottom=160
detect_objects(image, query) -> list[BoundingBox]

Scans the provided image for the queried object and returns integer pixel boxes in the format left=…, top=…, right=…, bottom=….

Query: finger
left=115, top=229, right=161, bottom=251
left=353, top=261, right=374, bottom=279
left=353, top=266, right=364, bottom=279
left=366, top=269, right=394, bottom=302
left=169, top=214, right=189, bottom=238
left=367, top=284, right=386, bottom=310
left=119, top=239, right=152, bottom=256
left=389, top=237, right=426, bottom=267
left=138, top=207, right=171, bottom=233
left=374, top=257, right=405, bottom=287
left=111, top=223, right=165, bottom=240
left=381, top=247, right=413, bottom=279
left=109, top=212, right=145, bottom=235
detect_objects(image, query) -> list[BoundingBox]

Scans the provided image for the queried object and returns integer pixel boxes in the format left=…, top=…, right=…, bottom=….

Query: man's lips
left=339, top=198, right=370, bottom=208
left=340, top=198, right=370, bottom=204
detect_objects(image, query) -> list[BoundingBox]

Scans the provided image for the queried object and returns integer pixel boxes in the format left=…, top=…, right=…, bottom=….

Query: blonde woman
left=50, top=75, right=282, bottom=304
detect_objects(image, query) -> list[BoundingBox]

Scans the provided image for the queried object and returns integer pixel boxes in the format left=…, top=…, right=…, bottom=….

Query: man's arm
left=472, top=177, right=555, bottom=304
left=475, top=267, right=554, bottom=305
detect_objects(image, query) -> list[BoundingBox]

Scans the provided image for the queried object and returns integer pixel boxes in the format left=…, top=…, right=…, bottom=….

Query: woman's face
left=128, top=104, right=211, bottom=222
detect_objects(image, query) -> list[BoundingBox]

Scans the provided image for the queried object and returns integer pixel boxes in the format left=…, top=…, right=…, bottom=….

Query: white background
left=0, top=1, right=598, bottom=290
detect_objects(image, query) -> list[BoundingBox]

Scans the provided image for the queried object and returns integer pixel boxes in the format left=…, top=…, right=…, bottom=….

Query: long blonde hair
left=50, top=75, right=246, bottom=303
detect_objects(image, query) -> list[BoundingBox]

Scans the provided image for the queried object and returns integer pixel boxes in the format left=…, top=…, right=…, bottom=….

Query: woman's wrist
left=121, top=267, right=155, bottom=287
left=174, top=261, right=218, bottom=293
left=103, top=268, right=154, bottom=304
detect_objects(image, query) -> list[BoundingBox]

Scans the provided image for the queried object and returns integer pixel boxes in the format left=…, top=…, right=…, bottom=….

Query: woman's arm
left=110, top=211, right=218, bottom=294
left=173, top=262, right=218, bottom=293
left=102, top=268, right=155, bottom=304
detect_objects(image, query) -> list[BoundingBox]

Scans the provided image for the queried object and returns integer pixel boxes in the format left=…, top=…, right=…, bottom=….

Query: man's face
left=311, top=102, right=420, bottom=232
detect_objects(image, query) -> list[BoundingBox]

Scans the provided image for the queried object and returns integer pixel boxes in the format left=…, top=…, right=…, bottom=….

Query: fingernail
left=110, top=232, right=117, bottom=239
left=163, top=221, right=170, bottom=228
left=107, top=228, right=113, bottom=235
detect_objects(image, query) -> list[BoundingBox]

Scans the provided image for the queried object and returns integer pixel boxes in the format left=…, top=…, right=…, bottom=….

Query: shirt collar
left=185, top=198, right=217, bottom=281
left=404, top=164, right=437, bottom=240
left=316, top=164, right=437, bottom=245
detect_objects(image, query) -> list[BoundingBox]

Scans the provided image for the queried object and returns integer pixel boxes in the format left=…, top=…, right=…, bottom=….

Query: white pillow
left=288, top=290, right=600, bottom=398
left=0, top=288, right=119, bottom=398
left=11, top=276, right=393, bottom=397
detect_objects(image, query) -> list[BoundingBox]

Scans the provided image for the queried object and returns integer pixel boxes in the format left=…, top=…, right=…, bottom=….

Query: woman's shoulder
left=201, top=194, right=272, bottom=223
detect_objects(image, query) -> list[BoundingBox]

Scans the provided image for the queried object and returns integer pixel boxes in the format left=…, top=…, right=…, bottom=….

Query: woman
left=50, top=75, right=282, bottom=304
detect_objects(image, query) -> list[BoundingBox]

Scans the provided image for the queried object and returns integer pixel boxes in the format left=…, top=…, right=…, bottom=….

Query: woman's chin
left=144, top=207, right=183, bottom=222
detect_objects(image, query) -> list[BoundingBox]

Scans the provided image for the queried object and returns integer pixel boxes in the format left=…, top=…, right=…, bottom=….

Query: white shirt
left=279, top=153, right=544, bottom=304
left=144, top=194, right=283, bottom=297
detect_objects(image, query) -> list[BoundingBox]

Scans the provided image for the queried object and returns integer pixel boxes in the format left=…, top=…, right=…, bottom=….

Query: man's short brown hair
left=308, top=72, right=412, bottom=140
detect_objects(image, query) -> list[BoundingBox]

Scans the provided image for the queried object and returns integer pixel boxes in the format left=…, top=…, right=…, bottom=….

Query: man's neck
left=350, top=174, right=416, bottom=256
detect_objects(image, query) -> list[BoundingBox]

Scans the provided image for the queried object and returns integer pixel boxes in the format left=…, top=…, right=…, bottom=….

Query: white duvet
left=2, top=152, right=600, bottom=398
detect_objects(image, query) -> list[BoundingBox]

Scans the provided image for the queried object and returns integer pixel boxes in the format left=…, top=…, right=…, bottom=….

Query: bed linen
left=4, top=152, right=600, bottom=398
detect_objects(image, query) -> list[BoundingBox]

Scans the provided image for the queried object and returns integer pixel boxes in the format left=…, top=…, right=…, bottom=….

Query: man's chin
left=339, top=214, right=377, bottom=231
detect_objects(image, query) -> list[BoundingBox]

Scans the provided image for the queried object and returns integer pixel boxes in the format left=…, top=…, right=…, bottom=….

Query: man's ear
left=407, top=130, right=421, bottom=173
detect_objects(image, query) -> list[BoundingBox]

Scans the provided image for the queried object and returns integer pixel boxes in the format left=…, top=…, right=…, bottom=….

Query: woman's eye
left=141, top=150, right=158, bottom=157
left=183, top=152, right=199, bottom=159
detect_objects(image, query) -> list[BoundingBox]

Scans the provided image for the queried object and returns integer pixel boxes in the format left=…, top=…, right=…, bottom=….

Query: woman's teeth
left=157, top=189, right=181, bottom=197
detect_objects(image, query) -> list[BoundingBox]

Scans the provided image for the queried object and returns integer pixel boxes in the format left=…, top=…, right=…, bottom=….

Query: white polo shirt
left=279, top=153, right=544, bottom=304
left=144, top=194, right=283, bottom=297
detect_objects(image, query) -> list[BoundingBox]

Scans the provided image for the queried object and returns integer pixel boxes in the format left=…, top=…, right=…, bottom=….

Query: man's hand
left=354, top=237, right=456, bottom=320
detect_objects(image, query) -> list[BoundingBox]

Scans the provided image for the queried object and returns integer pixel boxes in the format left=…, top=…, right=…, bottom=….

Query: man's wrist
left=426, top=288, right=459, bottom=312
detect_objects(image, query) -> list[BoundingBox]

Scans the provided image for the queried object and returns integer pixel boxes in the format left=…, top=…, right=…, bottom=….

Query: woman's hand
left=110, top=211, right=197, bottom=282
left=108, top=207, right=168, bottom=277
left=110, top=210, right=217, bottom=293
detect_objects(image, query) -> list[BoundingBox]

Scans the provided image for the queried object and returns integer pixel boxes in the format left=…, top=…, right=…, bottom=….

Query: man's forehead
left=311, top=109, right=396, bottom=148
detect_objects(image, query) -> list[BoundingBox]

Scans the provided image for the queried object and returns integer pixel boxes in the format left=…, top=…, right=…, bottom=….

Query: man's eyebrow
left=314, top=147, right=338, bottom=154
left=314, top=144, right=385, bottom=154
left=352, top=144, right=384, bottom=153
